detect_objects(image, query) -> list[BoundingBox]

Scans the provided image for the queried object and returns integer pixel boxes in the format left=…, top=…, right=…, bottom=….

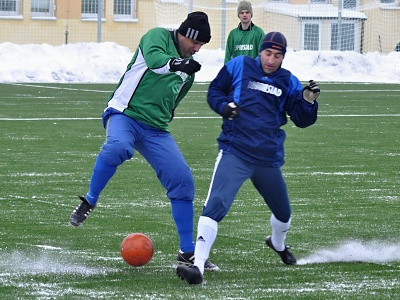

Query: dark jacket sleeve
left=207, top=65, right=235, bottom=116
left=285, top=76, right=318, bottom=128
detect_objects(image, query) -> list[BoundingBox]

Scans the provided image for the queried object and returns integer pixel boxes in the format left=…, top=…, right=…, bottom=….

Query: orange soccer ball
left=120, top=233, right=154, bottom=267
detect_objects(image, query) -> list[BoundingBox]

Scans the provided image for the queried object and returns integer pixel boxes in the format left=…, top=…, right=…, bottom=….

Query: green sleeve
left=139, top=28, right=177, bottom=70
left=254, top=26, right=265, bottom=55
left=224, top=30, right=235, bottom=64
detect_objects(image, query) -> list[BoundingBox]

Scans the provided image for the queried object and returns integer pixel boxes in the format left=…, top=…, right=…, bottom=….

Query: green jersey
left=107, top=28, right=195, bottom=132
left=224, top=23, right=265, bottom=64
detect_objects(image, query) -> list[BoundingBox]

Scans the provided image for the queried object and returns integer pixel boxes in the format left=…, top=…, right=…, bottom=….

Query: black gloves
left=222, top=102, right=240, bottom=120
left=302, top=80, right=320, bottom=103
left=169, top=58, right=201, bottom=75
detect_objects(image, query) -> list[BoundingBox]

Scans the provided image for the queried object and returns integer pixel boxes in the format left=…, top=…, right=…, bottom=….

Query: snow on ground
left=0, top=42, right=399, bottom=84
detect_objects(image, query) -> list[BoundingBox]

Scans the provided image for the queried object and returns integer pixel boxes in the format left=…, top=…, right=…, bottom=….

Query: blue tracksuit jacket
left=207, top=55, right=318, bottom=167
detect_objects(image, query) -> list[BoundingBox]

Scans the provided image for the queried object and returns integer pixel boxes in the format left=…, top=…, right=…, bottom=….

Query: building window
left=303, top=22, right=320, bottom=50
left=331, top=22, right=355, bottom=51
left=31, top=0, right=55, bottom=18
left=0, top=0, right=22, bottom=16
left=380, top=0, right=396, bottom=8
left=82, top=0, right=104, bottom=19
left=343, top=0, right=357, bottom=9
left=114, top=0, right=136, bottom=20
left=160, top=0, right=184, bottom=3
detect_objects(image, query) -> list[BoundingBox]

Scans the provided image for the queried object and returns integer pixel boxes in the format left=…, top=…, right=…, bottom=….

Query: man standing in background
left=224, top=1, right=265, bottom=63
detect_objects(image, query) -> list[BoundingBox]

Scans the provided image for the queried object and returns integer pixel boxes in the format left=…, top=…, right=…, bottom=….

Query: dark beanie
left=178, top=11, right=211, bottom=43
left=259, top=32, right=287, bottom=55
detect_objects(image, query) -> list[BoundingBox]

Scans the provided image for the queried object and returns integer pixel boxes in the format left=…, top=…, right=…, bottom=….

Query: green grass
left=0, top=82, right=399, bottom=299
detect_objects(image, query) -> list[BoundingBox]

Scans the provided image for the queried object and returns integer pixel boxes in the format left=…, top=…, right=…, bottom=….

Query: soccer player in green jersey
left=224, top=1, right=265, bottom=63
left=69, top=12, right=219, bottom=271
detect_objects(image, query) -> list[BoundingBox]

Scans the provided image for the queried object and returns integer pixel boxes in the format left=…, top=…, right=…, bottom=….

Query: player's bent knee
left=101, top=141, right=133, bottom=166
left=166, top=175, right=195, bottom=201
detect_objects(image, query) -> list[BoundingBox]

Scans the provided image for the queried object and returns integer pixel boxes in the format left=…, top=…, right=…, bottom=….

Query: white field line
left=5, top=82, right=400, bottom=93
left=2, top=83, right=399, bottom=120
left=0, top=114, right=400, bottom=121
left=5, top=82, right=112, bottom=93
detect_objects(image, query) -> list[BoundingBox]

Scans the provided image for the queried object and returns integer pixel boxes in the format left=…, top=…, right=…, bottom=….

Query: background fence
left=0, top=0, right=399, bottom=53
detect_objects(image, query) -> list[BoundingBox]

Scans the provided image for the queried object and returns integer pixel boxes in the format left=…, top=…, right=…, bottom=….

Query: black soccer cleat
left=177, top=249, right=195, bottom=266
left=70, top=196, right=95, bottom=227
left=177, top=265, right=203, bottom=285
left=177, top=250, right=220, bottom=271
left=204, top=259, right=220, bottom=272
left=265, top=236, right=297, bottom=265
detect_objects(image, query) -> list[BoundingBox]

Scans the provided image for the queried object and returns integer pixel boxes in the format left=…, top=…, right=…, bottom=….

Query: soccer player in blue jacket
left=177, top=32, right=321, bottom=284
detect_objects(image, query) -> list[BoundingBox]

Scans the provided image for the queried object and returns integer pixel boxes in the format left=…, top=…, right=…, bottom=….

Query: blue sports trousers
left=87, top=111, right=195, bottom=252
left=202, top=150, right=291, bottom=223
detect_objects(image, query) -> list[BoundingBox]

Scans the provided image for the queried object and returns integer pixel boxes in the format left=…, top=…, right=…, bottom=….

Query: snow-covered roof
left=265, top=3, right=368, bottom=19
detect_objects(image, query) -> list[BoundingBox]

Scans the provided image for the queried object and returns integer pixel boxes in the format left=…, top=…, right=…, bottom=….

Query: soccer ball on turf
left=120, top=233, right=154, bottom=267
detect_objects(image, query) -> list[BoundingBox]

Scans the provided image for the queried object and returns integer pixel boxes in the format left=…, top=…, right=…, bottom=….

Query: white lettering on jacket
left=247, top=81, right=282, bottom=97
left=234, top=44, right=254, bottom=51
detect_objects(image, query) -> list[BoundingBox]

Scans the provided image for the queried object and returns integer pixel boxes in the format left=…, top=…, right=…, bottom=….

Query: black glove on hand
left=169, top=58, right=201, bottom=75
left=222, top=102, right=240, bottom=120
left=302, top=80, right=320, bottom=103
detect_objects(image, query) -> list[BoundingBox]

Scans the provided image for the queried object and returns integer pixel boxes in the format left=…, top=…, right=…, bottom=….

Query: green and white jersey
left=224, top=23, right=265, bottom=64
left=107, top=28, right=195, bottom=132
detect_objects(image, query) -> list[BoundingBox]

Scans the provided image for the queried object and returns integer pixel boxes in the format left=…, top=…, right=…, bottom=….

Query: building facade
left=0, top=0, right=399, bottom=53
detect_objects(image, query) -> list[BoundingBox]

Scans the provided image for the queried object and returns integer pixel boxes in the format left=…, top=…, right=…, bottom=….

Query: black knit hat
left=260, top=32, right=287, bottom=55
left=178, top=12, right=211, bottom=43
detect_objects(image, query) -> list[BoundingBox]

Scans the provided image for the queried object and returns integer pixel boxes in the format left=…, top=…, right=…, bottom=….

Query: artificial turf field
left=0, top=82, right=399, bottom=299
